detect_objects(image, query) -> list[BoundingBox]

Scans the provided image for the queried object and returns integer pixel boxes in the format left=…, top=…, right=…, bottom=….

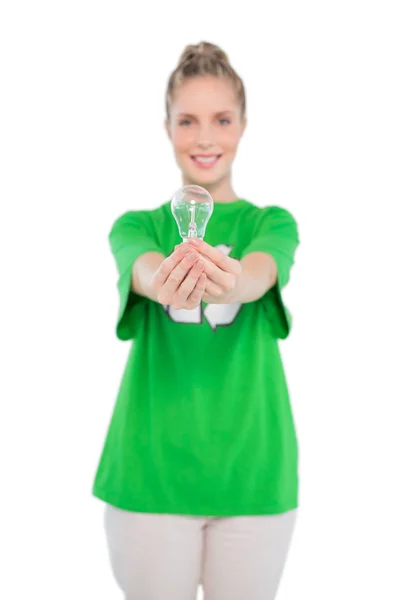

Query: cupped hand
left=185, top=238, right=242, bottom=301
left=150, top=243, right=206, bottom=310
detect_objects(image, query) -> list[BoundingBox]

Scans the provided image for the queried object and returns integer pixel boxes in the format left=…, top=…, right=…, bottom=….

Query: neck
left=182, top=173, right=239, bottom=203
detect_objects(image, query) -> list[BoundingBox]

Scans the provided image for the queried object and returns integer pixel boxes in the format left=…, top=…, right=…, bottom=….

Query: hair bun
left=166, top=41, right=246, bottom=120
left=178, top=42, right=230, bottom=67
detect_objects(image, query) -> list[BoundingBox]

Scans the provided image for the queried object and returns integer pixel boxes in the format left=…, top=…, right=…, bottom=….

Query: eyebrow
left=177, top=111, right=235, bottom=119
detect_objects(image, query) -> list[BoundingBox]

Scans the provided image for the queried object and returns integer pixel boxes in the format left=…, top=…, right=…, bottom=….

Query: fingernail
left=189, top=252, right=198, bottom=260
left=190, top=238, right=201, bottom=245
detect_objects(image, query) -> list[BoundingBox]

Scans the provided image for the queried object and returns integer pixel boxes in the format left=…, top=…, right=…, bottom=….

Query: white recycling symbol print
left=163, top=244, right=242, bottom=331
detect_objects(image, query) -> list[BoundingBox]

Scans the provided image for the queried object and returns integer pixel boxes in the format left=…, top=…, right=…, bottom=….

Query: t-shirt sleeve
left=108, top=210, right=163, bottom=341
left=241, top=206, right=300, bottom=339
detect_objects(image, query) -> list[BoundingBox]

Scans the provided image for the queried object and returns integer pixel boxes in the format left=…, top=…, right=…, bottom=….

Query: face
left=166, top=75, right=246, bottom=188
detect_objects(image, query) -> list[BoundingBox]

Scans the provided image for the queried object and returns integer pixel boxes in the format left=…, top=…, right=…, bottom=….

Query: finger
left=204, top=277, right=224, bottom=297
left=153, top=245, right=193, bottom=287
left=189, top=239, right=241, bottom=275
left=161, top=251, right=200, bottom=298
left=175, top=241, right=191, bottom=252
left=186, top=272, right=207, bottom=308
left=200, top=256, right=236, bottom=292
left=172, top=259, right=205, bottom=307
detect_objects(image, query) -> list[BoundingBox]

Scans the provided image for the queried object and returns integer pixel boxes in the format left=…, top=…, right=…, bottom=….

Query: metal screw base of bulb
left=182, top=236, right=203, bottom=243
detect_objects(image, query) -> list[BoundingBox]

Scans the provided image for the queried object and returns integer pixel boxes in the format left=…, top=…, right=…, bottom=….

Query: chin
left=181, top=161, right=229, bottom=188
left=186, top=172, right=220, bottom=187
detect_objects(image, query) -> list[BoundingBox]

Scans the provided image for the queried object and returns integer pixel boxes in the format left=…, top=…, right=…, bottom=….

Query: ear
left=165, top=118, right=172, bottom=141
left=240, top=116, right=247, bottom=137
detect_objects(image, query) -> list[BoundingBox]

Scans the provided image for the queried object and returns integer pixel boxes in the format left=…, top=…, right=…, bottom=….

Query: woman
left=93, top=41, right=300, bottom=600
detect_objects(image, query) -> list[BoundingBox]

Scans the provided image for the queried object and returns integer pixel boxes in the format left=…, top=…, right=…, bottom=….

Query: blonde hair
left=166, top=41, right=246, bottom=120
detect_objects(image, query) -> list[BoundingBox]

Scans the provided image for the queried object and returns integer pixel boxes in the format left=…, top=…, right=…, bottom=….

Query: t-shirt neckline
left=212, top=198, right=249, bottom=210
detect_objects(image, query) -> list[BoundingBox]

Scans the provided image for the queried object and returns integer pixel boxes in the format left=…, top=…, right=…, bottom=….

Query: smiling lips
left=191, top=154, right=222, bottom=168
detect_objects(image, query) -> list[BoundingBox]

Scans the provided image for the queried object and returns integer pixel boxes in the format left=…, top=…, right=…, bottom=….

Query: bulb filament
left=188, top=205, right=197, bottom=238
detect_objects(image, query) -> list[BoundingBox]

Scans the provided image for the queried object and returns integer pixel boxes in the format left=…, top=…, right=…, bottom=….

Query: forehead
left=171, top=75, right=239, bottom=116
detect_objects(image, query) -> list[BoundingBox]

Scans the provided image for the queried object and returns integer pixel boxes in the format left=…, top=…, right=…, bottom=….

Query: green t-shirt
left=92, top=198, right=300, bottom=516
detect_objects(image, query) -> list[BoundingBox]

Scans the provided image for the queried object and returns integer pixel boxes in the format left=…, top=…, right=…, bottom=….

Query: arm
left=132, top=251, right=165, bottom=302
left=183, top=239, right=277, bottom=305
left=109, top=211, right=205, bottom=340
left=187, top=207, right=299, bottom=308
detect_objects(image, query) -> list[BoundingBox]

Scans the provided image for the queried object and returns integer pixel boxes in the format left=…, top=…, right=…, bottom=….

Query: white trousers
left=104, top=504, right=298, bottom=600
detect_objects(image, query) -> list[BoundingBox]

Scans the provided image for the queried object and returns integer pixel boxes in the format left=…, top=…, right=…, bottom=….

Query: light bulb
left=171, top=185, right=214, bottom=242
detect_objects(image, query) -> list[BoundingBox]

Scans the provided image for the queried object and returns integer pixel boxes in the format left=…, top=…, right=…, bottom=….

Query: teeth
left=194, top=156, right=218, bottom=163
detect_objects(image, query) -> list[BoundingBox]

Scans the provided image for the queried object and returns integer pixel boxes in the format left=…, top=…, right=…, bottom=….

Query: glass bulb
left=171, top=185, right=214, bottom=242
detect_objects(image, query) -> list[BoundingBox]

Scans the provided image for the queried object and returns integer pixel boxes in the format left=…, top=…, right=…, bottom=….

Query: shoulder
left=109, top=203, right=168, bottom=237
left=260, top=204, right=296, bottom=220
left=244, top=202, right=298, bottom=230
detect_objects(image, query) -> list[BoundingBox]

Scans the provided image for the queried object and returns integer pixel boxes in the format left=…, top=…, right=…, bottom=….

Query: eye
left=219, top=118, right=231, bottom=125
left=179, top=119, right=192, bottom=126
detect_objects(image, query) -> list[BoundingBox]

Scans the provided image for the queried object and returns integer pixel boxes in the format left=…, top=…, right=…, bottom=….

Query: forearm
left=204, top=251, right=278, bottom=304
left=131, top=251, right=165, bottom=302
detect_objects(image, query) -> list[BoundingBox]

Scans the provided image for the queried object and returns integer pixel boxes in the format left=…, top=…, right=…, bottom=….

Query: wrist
left=132, top=252, right=165, bottom=302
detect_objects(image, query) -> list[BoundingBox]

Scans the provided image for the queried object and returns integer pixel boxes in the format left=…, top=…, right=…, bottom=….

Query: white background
left=1, top=1, right=399, bottom=598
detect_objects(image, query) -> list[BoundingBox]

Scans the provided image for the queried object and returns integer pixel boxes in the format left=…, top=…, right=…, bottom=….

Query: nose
left=196, top=124, right=215, bottom=149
